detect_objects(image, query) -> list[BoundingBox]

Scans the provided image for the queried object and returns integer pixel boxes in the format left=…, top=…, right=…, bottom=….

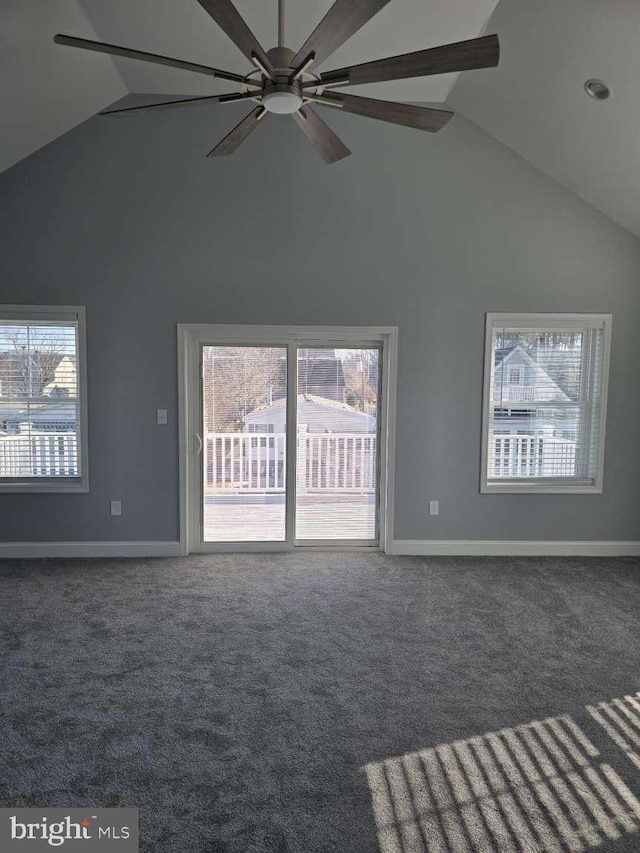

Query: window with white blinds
left=481, top=313, right=612, bottom=493
left=0, top=306, right=87, bottom=492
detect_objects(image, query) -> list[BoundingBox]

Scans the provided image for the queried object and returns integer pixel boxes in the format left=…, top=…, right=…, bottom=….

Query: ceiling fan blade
left=292, top=107, right=351, bottom=164
left=53, top=34, right=247, bottom=85
left=100, top=95, right=225, bottom=116
left=195, top=0, right=272, bottom=72
left=291, top=0, right=392, bottom=70
left=315, top=92, right=453, bottom=132
left=207, top=106, right=266, bottom=157
left=316, top=33, right=499, bottom=87
left=101, top=91, right=261, bottom=116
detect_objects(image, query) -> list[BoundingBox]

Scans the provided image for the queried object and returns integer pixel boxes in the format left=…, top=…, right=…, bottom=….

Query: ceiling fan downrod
left=278, top=0, right=285, bottom=48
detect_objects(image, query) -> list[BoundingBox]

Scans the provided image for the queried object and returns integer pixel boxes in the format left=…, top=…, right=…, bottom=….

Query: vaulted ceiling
left=0, top=0, right=498, bottom=175
left=0, top=0, right=126, bottom=174
left=79, top=0, right=500, bottom=102
left=3, top=0, right=640, bottom=238
left=450, top=0, right=640, bottom=238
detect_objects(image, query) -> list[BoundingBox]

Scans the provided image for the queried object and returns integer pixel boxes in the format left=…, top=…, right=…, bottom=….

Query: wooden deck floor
left=203, top=494, right=376, bottom=542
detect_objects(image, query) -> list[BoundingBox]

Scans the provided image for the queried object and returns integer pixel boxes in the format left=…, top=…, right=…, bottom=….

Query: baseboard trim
left=0, top=541, right=182, bottom=558
left=390, top=540, right=640, bottom=557
left=2, top=540, right=638, bottom=559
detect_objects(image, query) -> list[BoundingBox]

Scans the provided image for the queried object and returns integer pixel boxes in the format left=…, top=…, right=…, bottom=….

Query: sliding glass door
left=185, top=327, right=392, bottom=551
left=202, top=345, right=287, bottom=542
left=295, top=347, right=380, bottom=544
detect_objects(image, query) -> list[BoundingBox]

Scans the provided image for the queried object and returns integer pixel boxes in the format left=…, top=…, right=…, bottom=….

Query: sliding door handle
left=194, top=433, right=203, bottom=455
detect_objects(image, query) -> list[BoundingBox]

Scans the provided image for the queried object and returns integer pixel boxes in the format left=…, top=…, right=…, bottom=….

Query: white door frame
left=177, top=324, right=398, bottom=555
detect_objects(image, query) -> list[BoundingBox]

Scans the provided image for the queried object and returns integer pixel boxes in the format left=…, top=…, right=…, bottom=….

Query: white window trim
left=480, top=312, right=612, bottom=495
left=0, top=305, right=88, bottom=493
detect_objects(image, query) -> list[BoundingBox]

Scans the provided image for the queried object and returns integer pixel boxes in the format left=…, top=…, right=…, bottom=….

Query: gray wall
left=1, top=98, right=639, bottom=543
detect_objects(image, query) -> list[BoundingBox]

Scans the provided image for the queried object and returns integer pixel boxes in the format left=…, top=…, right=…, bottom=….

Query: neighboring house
left=243, top=394, right=376, bottom=435
left=0, top=400, right=76, bottom=433
left=268, top=349, right=348, bottom=406
left=296, top=350, right=346, bottom=404
left=42, top=355, right=76, bottom=398
left=492, top=346, right=574, bottom=440
left=204, top=394, right=376, bottom=492
left=0, top=352, right=76, bottom=433
left=202, top=348, right=346, bottom=433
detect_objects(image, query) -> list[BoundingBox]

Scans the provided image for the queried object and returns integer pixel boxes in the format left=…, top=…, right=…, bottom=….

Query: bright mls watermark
left=0, top=809, right=138, bottom=851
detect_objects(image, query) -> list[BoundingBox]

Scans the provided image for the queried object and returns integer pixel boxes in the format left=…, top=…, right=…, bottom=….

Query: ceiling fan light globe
left=263, top=90, right=303, bottom=114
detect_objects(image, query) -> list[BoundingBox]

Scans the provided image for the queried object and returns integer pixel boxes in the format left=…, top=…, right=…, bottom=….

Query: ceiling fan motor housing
left=266, top=46, right=296, bottom=69
left=262, top=46, right=303, bottom=114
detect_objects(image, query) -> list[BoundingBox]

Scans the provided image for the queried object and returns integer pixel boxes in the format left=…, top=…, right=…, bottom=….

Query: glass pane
left=490, top=406, right=583, bottom=478
left=296, top=347, right=380, bottom=541
left=202, top=346, right=287, bottom=542
left=0, top=322, right=79, bottom=479
left=492, top=329, right=584, bottom=406
left=488, top=328, right=586, bottom=480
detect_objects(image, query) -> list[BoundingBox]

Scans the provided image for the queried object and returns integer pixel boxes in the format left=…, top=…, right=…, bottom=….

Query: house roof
left=494, top=346, right=516, bottom=365
left=0, top=400, right=75, bottom=422
left=494, top=345, right=571, bottom=402
left=246, top=394, right=372, bottom=419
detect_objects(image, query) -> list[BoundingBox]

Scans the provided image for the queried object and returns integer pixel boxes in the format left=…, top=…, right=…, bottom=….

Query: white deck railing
left=204, top=431, right=377, bottom=494
left=491, top=434, right=576, bottom=478
left=495, top=385, right=536, bottom=403
left=0, top=431, right=78, bottom=477
left=205, top=432, right=287, bottom=493
left=300, top=432, right=377, bottom=493
left=0, top=429, right=576, bottom=485
left=206, top=430, right=578, bottom=491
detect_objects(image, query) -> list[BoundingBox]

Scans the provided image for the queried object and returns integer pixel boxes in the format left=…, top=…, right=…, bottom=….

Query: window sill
left=0, top=479, right=88, bottom=494
left=481, top=480, right=602, bottom=495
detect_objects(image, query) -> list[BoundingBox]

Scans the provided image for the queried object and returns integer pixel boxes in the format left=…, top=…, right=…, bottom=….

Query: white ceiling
left=450, top=0, right=640, bottom=237
left=0, top=0, right=126, bottom=175
left=77, top=0, right=500, bottom=101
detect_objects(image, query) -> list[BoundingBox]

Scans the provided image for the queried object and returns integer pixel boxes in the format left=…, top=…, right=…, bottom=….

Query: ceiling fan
left=54, top=0, right=499, bottom=164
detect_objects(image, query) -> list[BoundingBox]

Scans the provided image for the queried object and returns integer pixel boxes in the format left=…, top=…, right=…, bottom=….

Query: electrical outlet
left=110, top=500, right=122, bottom=517
left=157, top=409, right=168, bottom=425
left=429, top=500, right=439, bottom=516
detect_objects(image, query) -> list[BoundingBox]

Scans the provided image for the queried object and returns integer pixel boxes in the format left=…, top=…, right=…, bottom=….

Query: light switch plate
left=110, top=500, right=122, bottom=517
left=157, top=409, right=168, bottom=425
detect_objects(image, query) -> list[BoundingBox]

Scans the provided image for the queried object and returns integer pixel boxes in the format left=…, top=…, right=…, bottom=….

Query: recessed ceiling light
left=584, top=79, right=611, bottom=100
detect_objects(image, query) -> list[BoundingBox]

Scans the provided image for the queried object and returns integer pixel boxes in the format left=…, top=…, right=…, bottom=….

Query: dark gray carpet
left=1, top=553, right=639, bottom=852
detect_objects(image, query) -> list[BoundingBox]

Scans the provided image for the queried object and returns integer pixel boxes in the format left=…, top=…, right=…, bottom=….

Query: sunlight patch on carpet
left=365, top=713, right=640, bottom=852
left=587, top=692, right=640, bottom=771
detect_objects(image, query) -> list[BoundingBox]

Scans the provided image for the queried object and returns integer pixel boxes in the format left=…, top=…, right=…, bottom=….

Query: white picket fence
left=492, top=434, right=576, bottom=478
left=0, top=431, right=78, bottom=477
left=204, top=431, right=377, bottom=494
